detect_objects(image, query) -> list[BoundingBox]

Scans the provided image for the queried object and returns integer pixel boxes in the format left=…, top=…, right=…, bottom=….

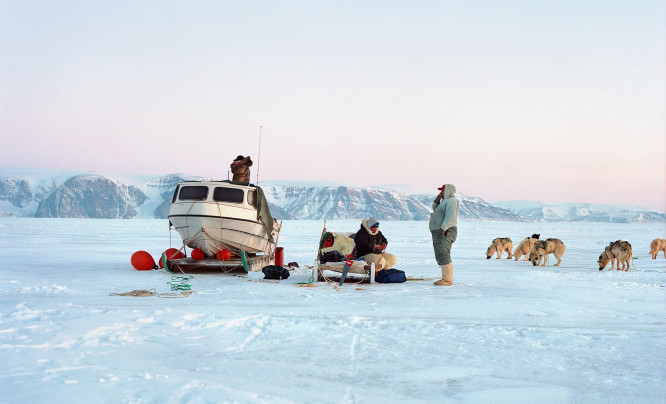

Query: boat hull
left=169, top=214, right=270, bottom=255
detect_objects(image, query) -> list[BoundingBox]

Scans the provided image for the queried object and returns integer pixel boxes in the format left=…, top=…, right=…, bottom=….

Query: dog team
left=485, top=235, right=665, bottom=271
left=486, top=234, right=565, bottom=266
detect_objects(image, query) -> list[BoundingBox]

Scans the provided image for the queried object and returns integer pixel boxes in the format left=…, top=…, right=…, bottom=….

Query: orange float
left=131, top=251, right=157, bottom=270
left=159, top=248, right=186, bottom=268
left=216, top=249, right=231, bottom=260
left=191, top=248, right=205, bottom=260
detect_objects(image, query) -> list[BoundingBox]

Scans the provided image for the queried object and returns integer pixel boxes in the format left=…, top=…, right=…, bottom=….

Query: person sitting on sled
left=230, top=155, right=253, bottom=184
left=353, top=217, right=397, bottom=270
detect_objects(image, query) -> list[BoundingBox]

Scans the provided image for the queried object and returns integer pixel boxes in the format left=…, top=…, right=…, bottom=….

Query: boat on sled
left=315, top=220, right=377, bottom=283
left=165, top=180, right=281, bottom=273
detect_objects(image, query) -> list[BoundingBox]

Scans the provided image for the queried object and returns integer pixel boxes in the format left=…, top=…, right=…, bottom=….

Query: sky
left=1, top=0, right=665, bottom=212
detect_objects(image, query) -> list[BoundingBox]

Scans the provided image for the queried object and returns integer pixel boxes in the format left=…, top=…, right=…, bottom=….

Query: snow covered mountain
left=495, top=200, right=666, bottom=223
left=0, top=169, right=209, bottom=219
left=260, top=182, right=431, bottom=220
left=410, top=193, right=529, bottom=222
left=0, top=168, right=663, bottom=222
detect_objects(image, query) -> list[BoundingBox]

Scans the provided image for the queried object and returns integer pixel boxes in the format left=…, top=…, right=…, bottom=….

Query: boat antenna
left=256, top=125, right=262, bottom=184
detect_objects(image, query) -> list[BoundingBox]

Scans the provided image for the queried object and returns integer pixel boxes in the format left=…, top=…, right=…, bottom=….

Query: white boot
left=433, top=264, right=452, bottom=286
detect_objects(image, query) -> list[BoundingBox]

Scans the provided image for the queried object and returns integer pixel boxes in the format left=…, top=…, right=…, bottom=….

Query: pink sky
left=2, top=1, right=665, bottom=212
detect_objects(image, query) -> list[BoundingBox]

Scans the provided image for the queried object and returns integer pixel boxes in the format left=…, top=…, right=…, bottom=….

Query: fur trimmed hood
left=361, top=218, right=379, bottom=236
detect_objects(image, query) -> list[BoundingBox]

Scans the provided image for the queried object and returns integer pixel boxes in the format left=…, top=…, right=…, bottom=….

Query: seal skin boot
left=433, top=264, right=453, bottom=286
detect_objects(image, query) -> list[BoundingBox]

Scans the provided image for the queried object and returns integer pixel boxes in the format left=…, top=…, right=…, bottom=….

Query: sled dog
left=486, top=237, right=513, bottom=259
left=598, top=240, right=633, bottom=271
left=514, top=235, right=539, bottom=261
left=648, top=238, right=666, bottom=259
left=529, top=238, right=565, bottom=266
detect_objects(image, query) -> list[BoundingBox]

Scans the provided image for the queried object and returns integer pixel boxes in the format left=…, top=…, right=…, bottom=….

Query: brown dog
left=649, top=238, right=666, bottom=259
left=514, top=236, right=538, bottom=261
left=529, top=238, right=565, bottom=266
left=486, top=237, right=513, bottom=259
left=598, top=240, right=633, bottom=271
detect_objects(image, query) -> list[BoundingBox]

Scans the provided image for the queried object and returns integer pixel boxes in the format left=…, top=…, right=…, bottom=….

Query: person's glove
left=434, top=194, right=442, bottom=204
left=438, top=229, right=446, bottom=238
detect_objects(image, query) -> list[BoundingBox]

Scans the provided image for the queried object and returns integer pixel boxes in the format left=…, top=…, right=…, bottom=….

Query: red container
left=275, top=247, right=284, bottom=267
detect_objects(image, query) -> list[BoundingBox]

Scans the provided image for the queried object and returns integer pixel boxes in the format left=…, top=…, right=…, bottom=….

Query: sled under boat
left=165, top=254, right=272, bottom=274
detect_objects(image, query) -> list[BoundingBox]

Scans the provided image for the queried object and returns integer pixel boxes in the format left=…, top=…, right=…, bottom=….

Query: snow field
left=0, top=218, right=664, bottom=403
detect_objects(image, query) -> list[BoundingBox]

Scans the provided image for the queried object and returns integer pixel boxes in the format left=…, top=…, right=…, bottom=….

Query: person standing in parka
left=429, top=184, right=460, bottom=286
left=353, top=217, right=398, bottom=270
left=230, top=155, right=253, bottom=184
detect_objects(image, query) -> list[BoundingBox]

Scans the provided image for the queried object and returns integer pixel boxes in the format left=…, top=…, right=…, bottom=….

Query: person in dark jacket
left=353, top=217, right=397, bottom=270
left=230, top=155, right=253, bottom=184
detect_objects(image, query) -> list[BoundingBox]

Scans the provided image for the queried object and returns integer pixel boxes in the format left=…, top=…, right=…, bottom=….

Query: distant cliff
left=494, top=200, right=666, bottom=223
left=1, top=168, right=663, bottom=222
left=35, top=175, right=146, bottom=219
left=260, top=184, right=433, bottom=220
left=411, top=194, right=528, bottom=222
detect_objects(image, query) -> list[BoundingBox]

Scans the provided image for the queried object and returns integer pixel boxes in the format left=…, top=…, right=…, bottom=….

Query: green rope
left=296, top=276, right=315, bottom=285
left=168, top=275, right=193, bottom=291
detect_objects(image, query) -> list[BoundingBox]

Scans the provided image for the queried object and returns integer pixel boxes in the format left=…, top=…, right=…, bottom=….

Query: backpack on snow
left=262, top=265, right=290, bottom=280
left=375, top=268, right=406, bottom=283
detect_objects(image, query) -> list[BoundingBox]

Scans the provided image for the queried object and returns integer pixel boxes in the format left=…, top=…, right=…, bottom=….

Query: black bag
left=262, top=265, right=290, bottom=280
left=320, top=250, right=345, bottom=264
left=375, top=268, right=406, bottom=283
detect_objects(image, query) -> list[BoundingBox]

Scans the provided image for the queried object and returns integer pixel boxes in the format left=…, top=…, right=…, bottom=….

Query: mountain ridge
left=0, top=168, right=663, bottom=223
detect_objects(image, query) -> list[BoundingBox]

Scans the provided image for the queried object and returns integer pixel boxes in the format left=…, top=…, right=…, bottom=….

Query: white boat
left=166, top=180, right=280, bottom=272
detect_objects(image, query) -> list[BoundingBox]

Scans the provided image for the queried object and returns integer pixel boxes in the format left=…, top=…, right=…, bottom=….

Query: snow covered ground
left=1, top=218, right=664, bottom=403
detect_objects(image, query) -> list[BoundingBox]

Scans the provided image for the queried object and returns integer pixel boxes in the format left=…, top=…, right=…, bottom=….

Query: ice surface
left=0, top=218, right=664, bottom=403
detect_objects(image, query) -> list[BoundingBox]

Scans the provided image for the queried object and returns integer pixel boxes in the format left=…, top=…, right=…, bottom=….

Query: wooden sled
left=315, top=220, right=378, bottom=284
left=165, top=253, right=271, bottom=274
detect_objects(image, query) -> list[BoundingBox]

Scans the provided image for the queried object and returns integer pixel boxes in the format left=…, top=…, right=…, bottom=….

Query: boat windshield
left=213, top=187, right=244, bottom=203
left=178, top=186, right=208, bottom=201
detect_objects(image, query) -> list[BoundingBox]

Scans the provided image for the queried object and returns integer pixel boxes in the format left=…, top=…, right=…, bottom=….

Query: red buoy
left=191, top=248, right=205, bottom=260
left=160, top=248, right=186, bottom=268
left=131, top=250, right=156, bottom=271
left=216, top=249, right=231, bottom=260
left=164, top=248, right=185, bottom=259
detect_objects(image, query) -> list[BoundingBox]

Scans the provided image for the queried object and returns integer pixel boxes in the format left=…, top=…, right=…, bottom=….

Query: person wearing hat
left=429, top=184, right=460, bottom=286
left=230, top=155, right=253, bottom=184
left=353, top=217, right=397, bottom=270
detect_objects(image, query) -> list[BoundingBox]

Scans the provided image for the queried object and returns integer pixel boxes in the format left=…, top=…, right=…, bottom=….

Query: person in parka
left=230, top=155, right=253, bottom=184
left=353, top=217, right=398, bottom=270
left=429, top=184, right=460, bottom=286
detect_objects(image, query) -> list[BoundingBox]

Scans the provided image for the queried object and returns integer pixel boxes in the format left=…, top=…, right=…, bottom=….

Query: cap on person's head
left=437, top=185, right=446, bottom=191
left=367, top=217, right=379, bottom=228
left=234, top=155, right=245, bottom=161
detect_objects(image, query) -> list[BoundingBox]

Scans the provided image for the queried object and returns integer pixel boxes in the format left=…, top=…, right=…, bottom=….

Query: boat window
left=213, top=187, right=244, bottom=203
left=171, top=185, right=180, bottom=203
left=178, top=186, right=209, bottom=201
left=247, top=190, right=257, bottom=207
